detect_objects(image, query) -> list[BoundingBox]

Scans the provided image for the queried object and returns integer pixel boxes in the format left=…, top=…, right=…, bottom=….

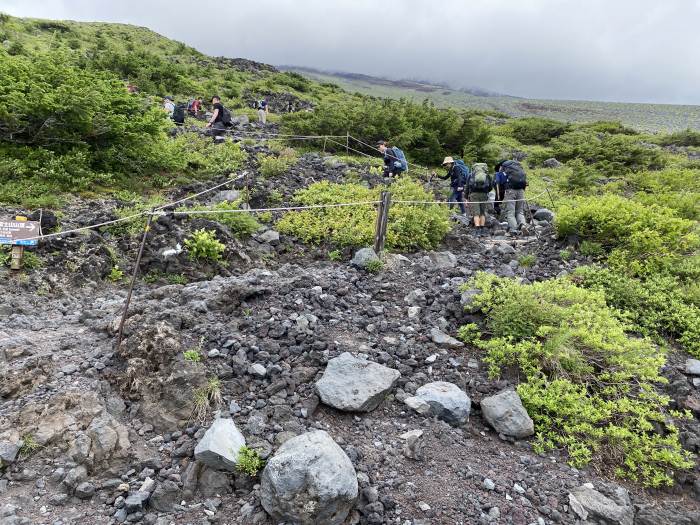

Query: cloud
left=1, top=0, right=698, bottom=104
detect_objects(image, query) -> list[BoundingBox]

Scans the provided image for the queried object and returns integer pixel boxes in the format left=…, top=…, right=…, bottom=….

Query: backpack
left=172, top=103, right=186, bottom=124
left=221, top=106, right=233, bottom=126
left=469, top=163, right=493, bottom=192
left=453, top=159, right=470, bottom=187
left=502, top=160, right=527, bottom=189
left=390, top=147, right=408, bottom=172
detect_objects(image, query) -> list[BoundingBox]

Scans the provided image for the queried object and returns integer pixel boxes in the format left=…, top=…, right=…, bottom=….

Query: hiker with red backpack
left=499, top=159, right=528, bottom=232
left=466, top=162, right=494, bottom=234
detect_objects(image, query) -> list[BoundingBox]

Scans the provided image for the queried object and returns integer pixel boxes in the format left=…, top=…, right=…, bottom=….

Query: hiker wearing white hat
left=431, top=156, right=469, bottom=215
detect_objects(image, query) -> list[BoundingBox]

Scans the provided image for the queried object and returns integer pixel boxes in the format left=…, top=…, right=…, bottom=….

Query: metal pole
left=374, top=191, right=391, bottom=255
left=524, top=199, right=541, bottom=241
left=115, top=210, right=154, bottom=353
left=545, top=186, right=557, bottom=209
left=346, top=131, right=349, bottom=156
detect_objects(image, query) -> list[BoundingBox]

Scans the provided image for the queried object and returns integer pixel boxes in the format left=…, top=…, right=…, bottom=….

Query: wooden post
left=374, top=191, right=391, bottom=255
left=115, top=210, right=155, bottom=354
left=10, top=246, right=23, bottom=270
left=323, top=137, right=327, bottom=153
left=346, top=131, right=349, bottom=156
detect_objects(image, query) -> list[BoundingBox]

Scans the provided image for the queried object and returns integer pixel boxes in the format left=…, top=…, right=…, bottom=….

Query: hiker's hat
left=442, top=156, right=455, bottom=165
left=376, top=140, right=387, bottom=147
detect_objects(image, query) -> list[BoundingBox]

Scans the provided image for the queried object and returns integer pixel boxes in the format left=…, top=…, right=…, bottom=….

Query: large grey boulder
left=351, top=248, right=380, bottom=269
left=533, top=208, right=555, bottom=222
left=568, top=483, right=633, bottom=525
left=405, top=382, right=471, bottom=425
left=480, top=390, right=534, bottom=438
left=543, top=157, right=563, bottom=168
left=210, top=189, right=241, bottom=204
left=0, top=441, right=20, bottom=466
left=149, top=480, right=181, bottom=512
left=316, top=352, right=400, bottom=412
left=430, top=327, right=464, bottom=349
left=460, top=288, right=481, bottom=314
left=194, top=418, right=246, bottom=472
left=426, top=251, right=458, bottom=270
left=685, top=359, right=700, bottom=375
left=260, top=430, right=358, bottom=525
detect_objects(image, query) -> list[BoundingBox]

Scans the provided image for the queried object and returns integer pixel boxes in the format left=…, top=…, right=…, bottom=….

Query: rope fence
left=12, top=129, right=552, bottom=244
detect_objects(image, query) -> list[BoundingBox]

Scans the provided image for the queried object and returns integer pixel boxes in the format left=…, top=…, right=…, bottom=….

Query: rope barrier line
left=392, top=190, right=549, bottom=206
left=349, top=135, right=432, bottom=174
left=165, top=201, right=382, bottom=216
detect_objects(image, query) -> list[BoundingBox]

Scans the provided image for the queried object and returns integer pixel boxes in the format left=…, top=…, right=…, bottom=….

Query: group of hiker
left=161, top=95, right=270, bottom=127
left=377, top=140, right=529, bottom=235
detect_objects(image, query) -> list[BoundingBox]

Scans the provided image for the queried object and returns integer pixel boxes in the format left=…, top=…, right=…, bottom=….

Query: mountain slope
left=283, top=66, right=700, bottom=132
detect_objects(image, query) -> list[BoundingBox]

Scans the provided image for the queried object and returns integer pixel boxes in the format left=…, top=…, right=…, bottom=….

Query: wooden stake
left=374, top=191, right=392, bottom=255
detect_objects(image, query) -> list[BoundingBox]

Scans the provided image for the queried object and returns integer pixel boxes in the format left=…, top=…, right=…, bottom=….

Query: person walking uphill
left=432, top=157, right=469, bottom=215
left=377, top=140, right=408, bottom=178
left=467, top=162, right=493, bottom=234
left=500, top=159, right=528, bottom=232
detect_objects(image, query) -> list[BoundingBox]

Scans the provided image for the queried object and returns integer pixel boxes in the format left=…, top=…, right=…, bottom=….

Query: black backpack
left=221, top=106, right=233, bottom=126
left=172, top=103, right=186, bottom=125
left=503, top=160, right=527, bottom=190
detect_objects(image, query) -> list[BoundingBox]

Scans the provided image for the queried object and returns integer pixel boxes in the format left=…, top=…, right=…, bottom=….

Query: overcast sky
left=2, top=0, right=699, bottom=105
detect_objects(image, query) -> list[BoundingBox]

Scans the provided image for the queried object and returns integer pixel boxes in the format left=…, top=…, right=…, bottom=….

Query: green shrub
left=517, top=254, right=536, bottom=268
left=507, top=117, right=571, bottom=145
left=181, top=201, right=260, bottom=238
left=168, top=133, right=247, bottom=177
left=276, top=177, right=451, bottom=251
left=237, top=446, right=265, bottom=476
left=258, top=151, right=297, bottom=178
left=555, top=194, right=699, bottom=276
left=107, top=265, right=124, bottom=282
left=550, top=130, right=665, bottom=175
left=572, top=266, right=700, bottom=357
left=656, top=129, right=700, bottom=147
left=559, top=249, right=572, bottom=261
left=365, top=259, right=383, bottom=273
left=185, top=229, right=225, bottom=261
left=328, top=249, right=342, bottom=261
left=282, top=97, right=492, bottom=166
left=627, top=168, right=700, bottom=221
left=579, top=240, right=604, bottom=257
left=183, top=349, right=202, bottom=362
left=460, top=272, right=693, bottom=486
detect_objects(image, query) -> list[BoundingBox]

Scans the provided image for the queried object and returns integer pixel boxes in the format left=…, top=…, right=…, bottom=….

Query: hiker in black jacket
left=432, top=156, right=468, bottom=215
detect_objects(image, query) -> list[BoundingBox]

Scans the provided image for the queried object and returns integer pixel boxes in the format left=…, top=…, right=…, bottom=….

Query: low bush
left=555, top=194, right=699, bottom=276
left=550, top=130, right=665, bottom=175
left=506, top=117, right=571, bottom=146
left=181, top=201, right=260, bottom=238
left=184, top=229, right=225, bottom=261
left=237, top=446, right=265, bottom=476
left=257, top=150, right=298, bottom=178
left=656, top=129, right=700, bottom=147
left=460, top=272, right=693, bottom=486
left=572, top=266, right=700, bottom=357
left=276, top=177, right=451, bottom=251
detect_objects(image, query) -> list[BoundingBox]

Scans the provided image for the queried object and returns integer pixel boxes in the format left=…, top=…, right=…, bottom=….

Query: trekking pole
left=115, top=209, right=155, bottom=354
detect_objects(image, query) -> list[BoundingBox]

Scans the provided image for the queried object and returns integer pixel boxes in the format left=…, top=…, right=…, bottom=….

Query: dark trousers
left=449, top=189, right=466, bottom=214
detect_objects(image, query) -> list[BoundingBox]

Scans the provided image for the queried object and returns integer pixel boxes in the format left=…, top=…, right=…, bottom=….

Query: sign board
left=0, top=219, right=40, bottom=246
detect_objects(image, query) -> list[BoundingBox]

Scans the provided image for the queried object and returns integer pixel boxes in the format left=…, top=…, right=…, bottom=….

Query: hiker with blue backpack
left=432, top=156, right=469, bottom=215
left=377, top=140, right=408, bottom=178
left=466, top=163, right=494, bottom=234
left=499, top=159, right=529, bottom=232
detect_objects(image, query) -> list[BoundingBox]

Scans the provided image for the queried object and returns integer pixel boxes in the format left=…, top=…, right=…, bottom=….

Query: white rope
left=20, top=174, right=246, bottom=241
left=393, top=190, right=548, bottom=206
left=168, top=201, right=381, bottom=216
left=349, top=135, right=431, bottom=173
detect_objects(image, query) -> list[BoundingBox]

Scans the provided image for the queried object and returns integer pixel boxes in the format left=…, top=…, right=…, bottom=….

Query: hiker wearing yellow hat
left=431, top=156, right=469, bottom=215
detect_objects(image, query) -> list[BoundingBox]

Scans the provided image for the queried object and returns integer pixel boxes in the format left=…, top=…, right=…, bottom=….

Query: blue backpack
left=453, top=159, right=470, bottom=186
left=390, top=147, right=408, bottom=172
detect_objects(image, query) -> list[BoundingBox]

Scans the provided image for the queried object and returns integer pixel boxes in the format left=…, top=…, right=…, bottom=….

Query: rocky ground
left=2, top=129, right=700, bottom=525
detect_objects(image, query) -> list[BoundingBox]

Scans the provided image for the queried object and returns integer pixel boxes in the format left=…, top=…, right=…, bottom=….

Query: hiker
left=432, top=157, right=468, bottom=215
left=188, top=97, right=202, bottom=116
left=500, top=159, right=528, bottom=232
left=163, top=96, right=175, bottom=117
left=493, top=161, right=507, bottom=216
left=206, top=96, right=232, bottom=133
left=257, top=98, right=269, bottom=124
left=467, top=162, right=494, bottom=233
left=377, top=140, right=408, bottom=178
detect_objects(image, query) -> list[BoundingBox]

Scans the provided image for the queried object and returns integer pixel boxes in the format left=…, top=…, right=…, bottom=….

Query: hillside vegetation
left=286, top=67, right=700, bottom=132
left=1, top=12, right=700, bottom=501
